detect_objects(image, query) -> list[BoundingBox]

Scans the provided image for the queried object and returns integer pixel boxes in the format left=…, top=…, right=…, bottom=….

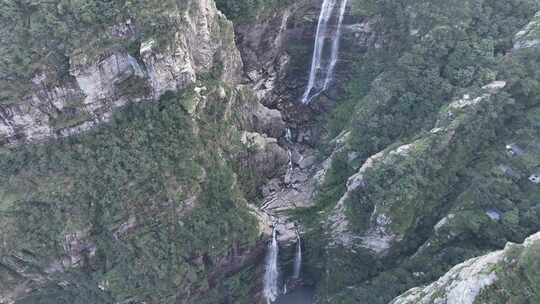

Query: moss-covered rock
left=391, top=232, right=540, bottom=304
left=0, top=84, right=266, bottom=303
left=514, top=11, right=540, bottom=50
left=0, top=0, right=242, bottom=146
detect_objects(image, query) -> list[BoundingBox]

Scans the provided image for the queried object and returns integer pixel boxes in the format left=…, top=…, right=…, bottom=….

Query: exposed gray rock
left=299, top=155, right=317, bottom=169
left=234, top=86, right=286, bottom=138
left=71, top=52, right=147, bottom=108
left=235, top=5, right=296, bottom=104
left=0, top=0, right=242, bottom=146
left=141, top=39, right=196, bottom=99
left=258, top=143, right=322, bottom=244
left=390, top=232, right=540, bottom=304
left=251, top=102, right=286, bottom=138
left=514, top=11, right=540, bottom=50
left=240, top=131, right=289, bottom=179
left=327, top=81, right=508, bottom=254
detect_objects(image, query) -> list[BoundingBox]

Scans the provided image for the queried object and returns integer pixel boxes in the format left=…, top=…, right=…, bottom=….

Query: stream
left=262, top=0, right=350, bottom=302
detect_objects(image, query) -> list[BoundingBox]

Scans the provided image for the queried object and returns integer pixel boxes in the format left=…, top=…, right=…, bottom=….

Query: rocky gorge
left=1, top=0, right=540, bottom=303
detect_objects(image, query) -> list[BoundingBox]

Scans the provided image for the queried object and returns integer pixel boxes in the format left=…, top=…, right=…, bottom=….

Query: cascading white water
left=301, top=0, right=349, bottom=104
left=293, top=231, right=302, bottom=279
left=284, top=128, right=294, bottom=186
left=285, top=128, right=293, bottom=143
left=264, top=228, right=281, bottom=304
left=323, top=0, right=349, bottom=90
left=301, top=0, right=336, bottom=103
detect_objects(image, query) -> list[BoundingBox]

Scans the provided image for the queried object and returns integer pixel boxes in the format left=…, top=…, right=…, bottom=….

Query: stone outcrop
left=236, top=87, right=286, bottom=138
left=390, top=232, right=540, bottom=304
left=514, top=10, right=540, bottom=50
left=235, top=4, right=298, bottom=104
left=0, top=0, right=241, bottom=146
left=327, top=81, right=509, bottom=254
left=240, top=131, right=289, bottom=179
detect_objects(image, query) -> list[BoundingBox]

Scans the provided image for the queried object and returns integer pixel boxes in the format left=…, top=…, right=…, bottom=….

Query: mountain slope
left=391, top=232, right=540, bottom=304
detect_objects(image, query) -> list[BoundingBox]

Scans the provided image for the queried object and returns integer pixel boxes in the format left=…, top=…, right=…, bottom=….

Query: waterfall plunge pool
left=274, top=286, right=315, bottom=304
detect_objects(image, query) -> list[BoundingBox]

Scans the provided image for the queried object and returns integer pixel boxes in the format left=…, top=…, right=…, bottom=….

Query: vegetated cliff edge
left=0, top=1, right=289, bottom=303
left=285, top=1, right=540, bottom=303
left=0, top=0, right=243, bottom=145
left=386, top=11, right=540, bottom=304
left=3, top=1, right=540, bottom=304
left=391, top=231, right=540, bottom=304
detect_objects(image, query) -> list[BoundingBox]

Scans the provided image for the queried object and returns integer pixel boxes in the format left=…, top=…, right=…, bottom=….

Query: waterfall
left=323, top=0, right=349, bottom=90
left=285, top=128, right=293, bottom=143
left=301, top=0, right=337, bottom=104
left=263, top=228, right=280, bottom=304
left=301, top=0, right=349, bottom=104
left=293, top=231, right=302, bottom=279
left=284, top=128, right=294, bottom=186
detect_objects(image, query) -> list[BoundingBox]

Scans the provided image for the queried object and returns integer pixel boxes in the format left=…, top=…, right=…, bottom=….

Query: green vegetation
left=325, top=0, right=540, bottom=160
left=3, top=0, right=540, bottom=303
left=0, top=87, right=259, bottom=303
left=475, top=239, right=540, bottom=303
left=297, top=0, right=540, bottom=303
left=215, top=0, right=292, bottom=21
left=0, top=0, right=192, bottom=102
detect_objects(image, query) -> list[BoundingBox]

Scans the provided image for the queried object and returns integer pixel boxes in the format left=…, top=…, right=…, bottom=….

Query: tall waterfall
left=263, top=228, right=280, bottom=304
left=293, top=231, right=302, bottom=279
left=301, top=0, right=349, bottom=104
left=323, top=0, right=348, bottom=90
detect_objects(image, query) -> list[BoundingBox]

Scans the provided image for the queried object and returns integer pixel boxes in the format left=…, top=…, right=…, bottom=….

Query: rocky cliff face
left=0, top=1, right=290, bottom=303
left=391, top=231, right=540, bottom=304
left=292, top=2, right=540, bottom=303
left=0, top=0, right=241, bottom=146
left=3, top=1, right=540, bottom=304
left=235, top=0, right=378, bottom=117
left=329, top=80, right=510, bottom=253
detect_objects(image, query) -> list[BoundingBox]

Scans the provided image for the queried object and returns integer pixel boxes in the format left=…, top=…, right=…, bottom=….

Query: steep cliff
left=3, top=0, right=540, bottom=303
left=288, top=1, right=540, bottom=303
left=0, top=0, right=242, bottom=146
left=0, top=1, right=288, bottom=303
left=391, top=232, right=540, bottom=304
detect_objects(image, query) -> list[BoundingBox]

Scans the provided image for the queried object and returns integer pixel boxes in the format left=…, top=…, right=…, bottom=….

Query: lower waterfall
left=263, top=228, right=281, bottom=303
left=293, top=232, right=302, bottom=279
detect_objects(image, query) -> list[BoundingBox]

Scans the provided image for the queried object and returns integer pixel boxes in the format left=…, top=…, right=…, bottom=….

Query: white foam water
left=263, top=228, right=281, bottom=303
left=293, top=232, right=302, bottom=279
left=301, top=0, right=349, bottom=104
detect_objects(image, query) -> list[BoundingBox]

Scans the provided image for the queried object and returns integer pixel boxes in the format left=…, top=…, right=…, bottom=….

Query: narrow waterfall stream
left=261, top=127, right=311, bottom=303
left=323, top=0, right=349, bottom=91
left=293, top=231, right=302, bottom=279
left=301, top=0, right=349, bottom=104
left=264, top=228, right=281, bottom=303
left=284, top=128, right=294, bottom=186
left=261, top=0, right=348, bottom=296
